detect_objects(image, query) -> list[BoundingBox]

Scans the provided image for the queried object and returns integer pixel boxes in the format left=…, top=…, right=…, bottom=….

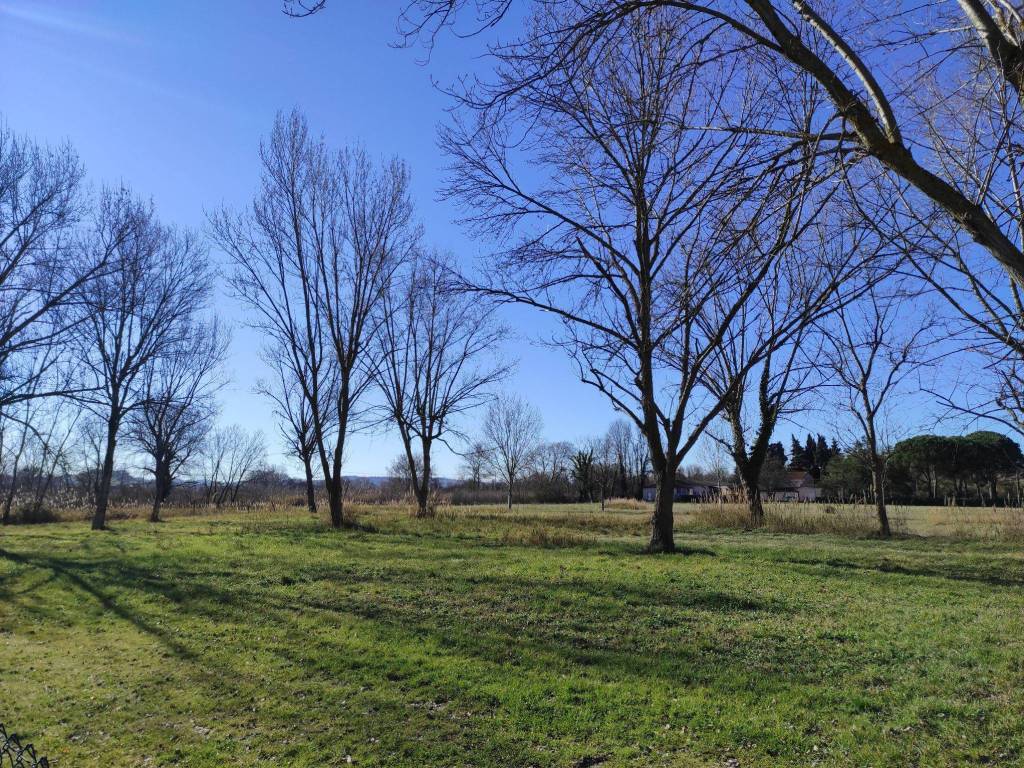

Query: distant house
left=642, top=479, right=717, bottom=502
left=761, top=470, right=821, bottom=502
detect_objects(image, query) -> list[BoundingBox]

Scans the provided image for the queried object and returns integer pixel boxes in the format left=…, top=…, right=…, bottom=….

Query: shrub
left=11, top=503, right=59, bottom=525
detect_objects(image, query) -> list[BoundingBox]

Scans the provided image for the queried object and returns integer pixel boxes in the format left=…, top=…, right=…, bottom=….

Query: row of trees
left=0, top=124, right=259, bottom=527
left=10, top=0, right=1024, bottom=550
left=290, top=0, right=1024, bottom=545
left=211, top=111, right=511, bottom=523
left=1, top=111, right=512, bottom=526
left=0, top=394, right=267, bottom=522
left=448, top=399, right=651, bottom=509
left=821, top=431, right=1024, bottom=507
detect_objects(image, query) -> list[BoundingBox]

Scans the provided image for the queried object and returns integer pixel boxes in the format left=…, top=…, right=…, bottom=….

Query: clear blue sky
left=0, top=0, right=624, bottom=476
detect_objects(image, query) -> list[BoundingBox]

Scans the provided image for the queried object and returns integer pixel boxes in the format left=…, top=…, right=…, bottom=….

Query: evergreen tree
left=815, top=434, right=832, bottom=468
left=789, top=435, right=810, bottom=470
left=767, top=441, right=786, bottom=465
left=804, top=434, right=816, bottom=466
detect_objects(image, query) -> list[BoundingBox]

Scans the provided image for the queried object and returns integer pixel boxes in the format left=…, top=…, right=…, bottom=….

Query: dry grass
left=23, top=495, right=1024, bottom=543
left=603, top=497, right=649, bottom=511
left=682, top=499, right=1024, bottom=540
left=685, top=501, right=904, bottom=537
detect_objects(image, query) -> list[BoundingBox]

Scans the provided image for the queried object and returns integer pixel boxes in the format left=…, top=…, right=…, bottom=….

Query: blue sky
left=0, top=0, right=624, bottom=476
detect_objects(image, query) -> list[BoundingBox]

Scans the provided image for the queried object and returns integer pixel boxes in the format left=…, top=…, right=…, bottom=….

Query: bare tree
left=74, top=415, right=107, bottom=506
left=374, top=252, right=508, bottom=516
left=211, top=110, right=416, bottom=528
left=0, top=125, right=127, bottom=408
left=389, top=1, right=1024, bottom=282
left=126, top=319, right=227, bottom=522
left=256, top=354, right=326, bottom=514
left=820, top=279, right=935, bottom=537
left=202, top=425, right=267, bottom=507
left=604, top=419, right=651, bottom=499
left=385, top=3, right=1024, bottom=454
left=459, top=439, right=490, bottom=487
left=534, top=440, right=574, bottom=485
left=19, top=399, right=79, bottom=520
left=75, top=191, right=213, bottom=530
left=482, top=393, right=542, bottom=509
left=704, top=218, right=889, bottom=525
left=589, top=434, right=616, bottom=512
left=440, top=7, right=831, bottom=551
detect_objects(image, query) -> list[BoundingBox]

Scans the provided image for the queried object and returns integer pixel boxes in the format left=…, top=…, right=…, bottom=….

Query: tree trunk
left=648, top=467, right=675, bottom=553
left=735, top=462, right=764, bottom=528
left=506, top=478, right=513, bottom=511
left=871, top=455, right=890, bottom=538
left=92, top=417, right=119, bottom=530
left=303, top=454, right=317, bottom=513
left=326, top=475, right=346, bottom=528
left=2, top=427, right=28, bottom=525
left=744, top=477, right=765, bottom=528
left=150, top=457, right=170, bottom=522
left=2, top=460, right=19, bottom=525
left=414, top=443, right=433, bottom=518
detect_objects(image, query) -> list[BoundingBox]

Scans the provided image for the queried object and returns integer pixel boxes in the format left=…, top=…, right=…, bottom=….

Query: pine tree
left=815, top=434, right=831, bottom=467
left=805, top=434, right=816, bottom=466
left=789, top=435, right=809, bottom=470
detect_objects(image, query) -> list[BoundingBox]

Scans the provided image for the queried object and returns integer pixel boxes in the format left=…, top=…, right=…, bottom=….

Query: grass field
left=2, top=503, right=1024, bottom=766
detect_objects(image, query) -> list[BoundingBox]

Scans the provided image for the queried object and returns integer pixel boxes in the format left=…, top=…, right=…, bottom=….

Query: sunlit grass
left=2, top=507, right=1023, bottom=766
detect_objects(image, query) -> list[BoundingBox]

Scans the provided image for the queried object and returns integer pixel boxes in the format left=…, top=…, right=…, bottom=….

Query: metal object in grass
left=0, top=724, right=49, bottom=768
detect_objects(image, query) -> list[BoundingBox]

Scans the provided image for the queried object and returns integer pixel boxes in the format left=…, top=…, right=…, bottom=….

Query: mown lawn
left=1, top=505, right=1023, bottom=767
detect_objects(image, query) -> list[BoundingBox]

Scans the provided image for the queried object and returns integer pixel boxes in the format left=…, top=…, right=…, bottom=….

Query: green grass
left=2, top=504, right=1024, bottom=767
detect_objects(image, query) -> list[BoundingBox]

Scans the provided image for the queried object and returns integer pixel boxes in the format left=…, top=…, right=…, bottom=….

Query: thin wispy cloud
left=0, top=2, right=140, bottom=45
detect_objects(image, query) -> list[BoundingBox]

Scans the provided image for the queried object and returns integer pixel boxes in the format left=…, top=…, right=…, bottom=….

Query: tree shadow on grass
left=774, top=552, right=1024, bottom=588
left=1, top=541, right=822, bottom=705
left=0, top=547, right=201, bottom=663
left=4, top=536, right=1011, bottom=766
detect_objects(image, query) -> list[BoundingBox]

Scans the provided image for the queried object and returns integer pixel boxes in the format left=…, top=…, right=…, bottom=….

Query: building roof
left=784, top=470, right=815, bottom=489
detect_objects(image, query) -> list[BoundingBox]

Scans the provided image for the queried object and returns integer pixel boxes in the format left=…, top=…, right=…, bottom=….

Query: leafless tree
left=587, top=434, right=617, bottom=511
left=703, top=218, right=890, bottom=525
left=18, top=398, right=79, bottom=520
left=385, top=2, right=1024, bottom=449
left=459, top=439, right=491, bottom=487
left=388, top=1, right=1024, bottom=280
left=75, top=191, right=213, bottom=530
left=440, top=7, right=833, bottom=551
left=481, top=393, right=542, bottom=509
left=74, top=415, right=107, bottom=506
left=211, top=110, right=417, bottom=528
left=0, top=401, right=38, bottom=523
left=0, top=125, right=128, bottom=408
left=533, top=440, right=574, bottom=485
left=373, top=252, right=508, bottom=516
left=256, top=354, right=325, bottom=514
left=202, top=425, right=267, bottom=507
left=126, top=319, right=227, bottom=522
left=605, top=419, right=650, bottom=500
left=819, top=279, right=935, bottom=537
